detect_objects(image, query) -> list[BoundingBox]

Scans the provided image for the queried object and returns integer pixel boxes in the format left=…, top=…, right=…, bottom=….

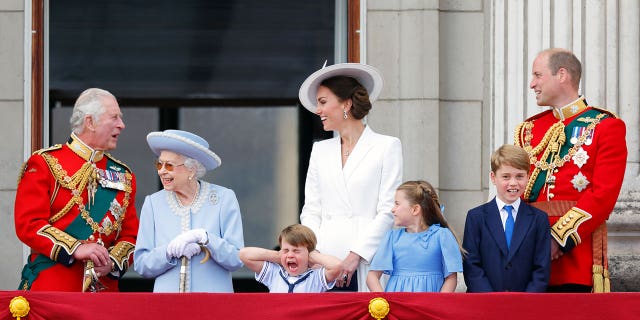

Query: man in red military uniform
left=515, top=49, right=627, bottom=292
left=15, top=88, right=139, bottom=292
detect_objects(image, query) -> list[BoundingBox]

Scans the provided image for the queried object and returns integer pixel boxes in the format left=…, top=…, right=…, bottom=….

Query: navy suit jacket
left=462, top=198, right=550, bottom=292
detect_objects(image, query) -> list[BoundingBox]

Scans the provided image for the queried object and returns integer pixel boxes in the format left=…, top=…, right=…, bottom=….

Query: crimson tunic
left=14, top=136, right=139, bottom=291
left=515, top=101, right=626, bottom=287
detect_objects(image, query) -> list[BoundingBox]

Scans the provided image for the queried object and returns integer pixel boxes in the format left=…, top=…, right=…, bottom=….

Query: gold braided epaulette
left=105, top=153, right=132, bottom=173
left=523, top=109, right=554, bottom=122
left=17, top=145, right=64, bottom=185
left=33, top=144, right=63, bottom=155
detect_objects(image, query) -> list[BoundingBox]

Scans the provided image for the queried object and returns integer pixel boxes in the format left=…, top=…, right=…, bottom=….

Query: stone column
left=0, top=0, right=27, bottom=289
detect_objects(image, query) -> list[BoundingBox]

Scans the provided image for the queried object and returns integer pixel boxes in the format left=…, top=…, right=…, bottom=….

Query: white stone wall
left=0, top=0, right=26, bottom=290
left=366, top=0, right=487, bottom=259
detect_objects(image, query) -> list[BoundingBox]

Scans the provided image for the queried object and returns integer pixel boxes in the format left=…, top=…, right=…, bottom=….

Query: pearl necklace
left=175, top=182, right=200, bottom=208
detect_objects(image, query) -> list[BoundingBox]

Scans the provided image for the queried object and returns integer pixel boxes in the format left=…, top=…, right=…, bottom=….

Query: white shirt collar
left=495, top=198, right=521, bottom=227
left=495, top=197, right=521, bottom=213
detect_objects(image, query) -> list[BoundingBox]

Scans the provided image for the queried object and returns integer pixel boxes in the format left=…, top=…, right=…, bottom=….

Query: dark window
left=49, top=0, right=335, bottom=292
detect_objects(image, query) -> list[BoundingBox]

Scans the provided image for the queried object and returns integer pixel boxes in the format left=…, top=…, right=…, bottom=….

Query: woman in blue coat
left=134, top=130, right=244, bottom=292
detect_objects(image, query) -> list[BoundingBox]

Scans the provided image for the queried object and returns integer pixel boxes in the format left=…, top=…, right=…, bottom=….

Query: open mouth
left=161, top=176, right=173, bottom=185
left=286, top=261, right=299, bottom=273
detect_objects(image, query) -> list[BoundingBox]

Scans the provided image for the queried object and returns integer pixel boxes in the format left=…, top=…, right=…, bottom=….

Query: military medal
left=585, top=129, right=593, bottom=145
left=570, top=126, right=584, bottom=144
left=98, top=168, right=127, bottom=191
left=577, top=117, right=597, bottom=145
left=571, top=172, right=590, bottom=192
left=572, top=147, right=589, bottom=168
left=110, top=199, right=123, bottom=221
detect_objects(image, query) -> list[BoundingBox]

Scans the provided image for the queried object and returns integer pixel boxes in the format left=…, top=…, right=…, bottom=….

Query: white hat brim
left=147, top=131, right=221, bottom=171
left=298, top=63, right=383, bottom=113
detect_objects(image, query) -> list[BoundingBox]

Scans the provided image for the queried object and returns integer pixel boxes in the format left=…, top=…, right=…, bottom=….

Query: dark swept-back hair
left=320, top=76, right=372, bottom=120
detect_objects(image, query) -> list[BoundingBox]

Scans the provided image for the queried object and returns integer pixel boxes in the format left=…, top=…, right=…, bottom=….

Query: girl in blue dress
left=366, top=180, right=464, bottom=292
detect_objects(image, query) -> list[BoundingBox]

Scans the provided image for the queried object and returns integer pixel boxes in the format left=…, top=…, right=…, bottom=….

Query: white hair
left=69, top=88, right=115, bottom=134
left=184, top=157, right=207, bottom=179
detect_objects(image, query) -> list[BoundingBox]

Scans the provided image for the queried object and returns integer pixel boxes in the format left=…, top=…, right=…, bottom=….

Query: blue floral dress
left=369, top=224, right=463, bottom=292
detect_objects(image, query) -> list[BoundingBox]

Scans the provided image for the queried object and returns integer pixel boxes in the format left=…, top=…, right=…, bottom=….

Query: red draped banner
left=2, top=291, right=639, bottom=319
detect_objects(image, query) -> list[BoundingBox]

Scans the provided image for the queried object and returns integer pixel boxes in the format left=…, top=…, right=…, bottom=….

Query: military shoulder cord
left=41, top=153, right=131, bottom=236
left=515, top=114, right=605, bottom=199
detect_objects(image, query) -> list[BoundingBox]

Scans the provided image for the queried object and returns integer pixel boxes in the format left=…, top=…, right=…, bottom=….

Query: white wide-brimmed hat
left=298, top=63, right=383, bottom=113
left=147, top=130, right=221, bottom=171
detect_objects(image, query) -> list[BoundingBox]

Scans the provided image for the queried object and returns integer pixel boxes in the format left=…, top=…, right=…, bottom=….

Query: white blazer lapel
left=342, top=126, right=375, bottom=181
left=329, top=137, right=351, bottom=207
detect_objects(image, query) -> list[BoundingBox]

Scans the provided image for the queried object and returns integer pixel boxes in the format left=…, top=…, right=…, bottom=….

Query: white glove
left=183, top=243, right=202, bottom=259
left=166, top=237, right=188, bottom=259
left=166, top=229, right=209, bottom=259
left=179, top=228, right=209, bottom=245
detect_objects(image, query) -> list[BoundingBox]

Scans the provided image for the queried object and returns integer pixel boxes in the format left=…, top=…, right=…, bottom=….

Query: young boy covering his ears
left=240, top=224, right=342, bottom=293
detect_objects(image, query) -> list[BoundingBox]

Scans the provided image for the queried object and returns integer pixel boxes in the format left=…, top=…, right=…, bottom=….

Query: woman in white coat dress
left=298, top=63, right=403, bottom=291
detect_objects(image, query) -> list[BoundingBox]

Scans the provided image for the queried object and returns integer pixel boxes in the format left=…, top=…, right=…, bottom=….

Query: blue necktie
left=504, top=205, right=514, bottom=249
left=279, top=270, right=312, bottom=293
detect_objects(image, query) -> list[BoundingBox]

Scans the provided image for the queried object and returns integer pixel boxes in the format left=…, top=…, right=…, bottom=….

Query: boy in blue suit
left=463, top=144, right=550, bottom=292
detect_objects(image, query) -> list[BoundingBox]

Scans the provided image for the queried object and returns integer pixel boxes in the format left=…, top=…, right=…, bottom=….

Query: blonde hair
left=397, top=180, right=448, bottom=228
left=278, top=224, right=317, bottom=252
left=396, top=180, right=466, bottom=255
left=491, top=144, right=530, bottom=173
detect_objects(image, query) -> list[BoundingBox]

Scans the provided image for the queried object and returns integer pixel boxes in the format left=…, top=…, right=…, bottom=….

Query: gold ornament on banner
left=9, top=296, right=30, bottom=320
left=368, top=297, right=390, bottom=320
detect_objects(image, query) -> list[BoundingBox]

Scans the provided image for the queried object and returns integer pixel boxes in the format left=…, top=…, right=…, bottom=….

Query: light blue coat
left=134, top=181, right=244, bottom=292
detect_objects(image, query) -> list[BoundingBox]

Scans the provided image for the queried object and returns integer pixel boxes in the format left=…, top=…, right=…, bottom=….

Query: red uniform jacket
left=515, top=98, right=626, bottom=287
left=14, top=135, right=139, bottom=291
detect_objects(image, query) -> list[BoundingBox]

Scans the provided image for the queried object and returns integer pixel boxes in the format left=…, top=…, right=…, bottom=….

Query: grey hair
left=183, top=157, right=206, bottom=179
left=70, top=88, right=115, bottom=134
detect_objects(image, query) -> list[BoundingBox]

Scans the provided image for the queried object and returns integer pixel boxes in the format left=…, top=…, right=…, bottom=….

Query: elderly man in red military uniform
left=515, top=48, right=627, bottom=292
left=15, top=88, right=139, bottom=292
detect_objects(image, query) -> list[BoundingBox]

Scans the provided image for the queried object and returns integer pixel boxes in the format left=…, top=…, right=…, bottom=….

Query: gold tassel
left=592, top=265, right=604, bottom=293
left=603, top=269, right=611, bottom=293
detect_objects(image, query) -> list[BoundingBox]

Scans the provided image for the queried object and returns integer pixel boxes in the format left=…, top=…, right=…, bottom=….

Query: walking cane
left=178, top=245, right=211, bottom=293
left=179, top=256, right=187, bottom=293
